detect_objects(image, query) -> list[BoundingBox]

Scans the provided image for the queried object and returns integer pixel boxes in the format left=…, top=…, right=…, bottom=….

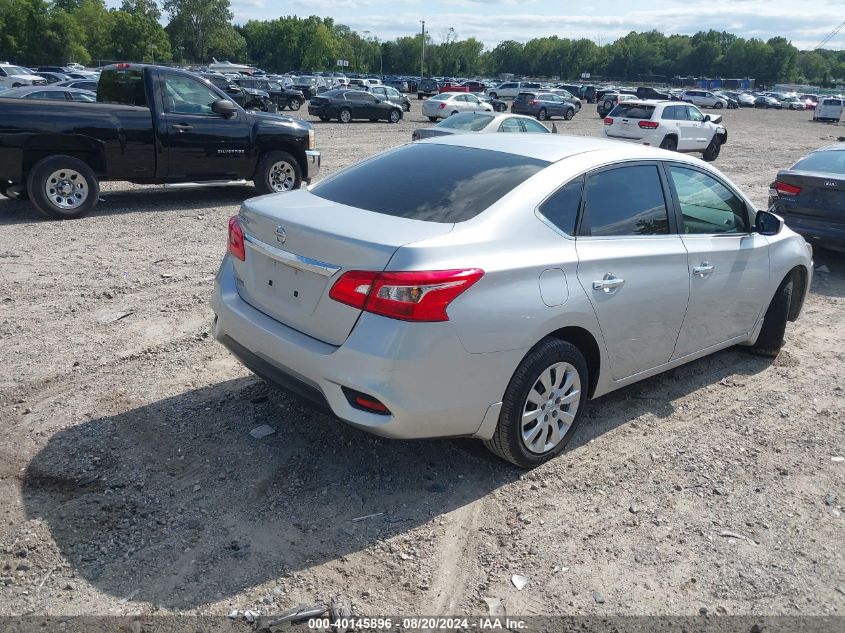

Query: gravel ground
left=0, top=103, right=844, bottom=622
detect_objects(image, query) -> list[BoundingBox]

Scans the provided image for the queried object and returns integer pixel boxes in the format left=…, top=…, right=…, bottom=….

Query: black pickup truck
left=0, top=63, right=320, bottom=219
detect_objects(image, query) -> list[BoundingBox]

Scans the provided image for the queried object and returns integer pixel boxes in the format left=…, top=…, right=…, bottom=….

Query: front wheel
left=428, top=116, right=438, bottom=122
left=488, top=92, right=497, bottom=99
left=714, top=101, right=724, bottom=109
left=484, top=338, right=588, bottom=468
left=27, top=155, right=99, bottom=220
left=496, top=102, right=507, bottom=112
left=403, top=102, right=411, bottom=112
left=288, top=98, right=301, bottom=111
left=564, top=108, right=574, bottom=120
left=537, top=108, right=548, bottom=121
left=702, top=135, right=722, bottom=161
left=747, top=277, right=793, bottom=357
left=254, top=150, right=302, bottom=195
left=388, top=109, right=402, bottom=124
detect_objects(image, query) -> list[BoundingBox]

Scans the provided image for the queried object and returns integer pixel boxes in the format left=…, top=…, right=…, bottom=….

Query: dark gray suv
left=511, top=92, right=576, bottom=121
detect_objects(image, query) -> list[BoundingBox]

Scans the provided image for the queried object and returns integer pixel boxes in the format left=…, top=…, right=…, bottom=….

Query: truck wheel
left=484, top=338, right=588, bottom=469
left=702, top=136, right=722, bottom=162
left=338, top=108, right=352, bottom=123
left=288, top=98, right=301, bottom=111
left=27, top=156, right=99, bottom=220
left=254, top=151, right=302, bottom=195
left=389, top=109, right=402, bottom=123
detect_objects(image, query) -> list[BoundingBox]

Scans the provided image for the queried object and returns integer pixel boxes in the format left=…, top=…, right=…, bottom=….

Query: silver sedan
left=412, top=111, right=553, bottom=140
left=421, top=91, right=494, bottom=121
left=211, top=135, right=813, bottom=468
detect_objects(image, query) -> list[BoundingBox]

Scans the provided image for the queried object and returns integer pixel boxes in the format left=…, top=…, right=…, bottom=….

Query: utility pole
left=420, top=20, right=426, bottom=79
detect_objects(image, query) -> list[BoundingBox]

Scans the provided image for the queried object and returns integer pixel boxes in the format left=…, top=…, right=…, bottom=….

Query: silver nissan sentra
left=211, top=134, right=813, bottom=468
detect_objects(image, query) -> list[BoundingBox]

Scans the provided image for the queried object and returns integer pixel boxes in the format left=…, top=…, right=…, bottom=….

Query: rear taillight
left=529, top=100, right=538, bottom=105
left=439, top=102, right=446, bottom=109
left=329, top=269, right=484, bottom=322
left=638, top=120, right=659, bottom=129
left=228, top=215, right=245, bottom=261
left=775, top=181, right=802, bottom=196
left=604, top=117, right=613, bottom=125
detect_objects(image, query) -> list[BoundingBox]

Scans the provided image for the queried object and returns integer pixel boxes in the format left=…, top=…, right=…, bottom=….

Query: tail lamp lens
left=775, top=181, right=802, bottom=196
left=228, top=215, right=246, bottom=261
left=330, top=269, right=484, bottom=322
left=604, top=117, right=613, bottom=125
left=439, top=102, right=446, bottom=109
left=638, top=120, right=659, bottom=129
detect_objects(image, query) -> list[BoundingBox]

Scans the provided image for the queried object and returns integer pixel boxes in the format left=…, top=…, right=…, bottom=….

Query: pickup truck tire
left=288, top=98, right=301, bottom=111
left=338, top=108, right=352, bottom=124
left=27, top=156, right=99, bottom=219
left=702, top=136, right=722, bottom=162
left=254, top=151, right=302, bottom=195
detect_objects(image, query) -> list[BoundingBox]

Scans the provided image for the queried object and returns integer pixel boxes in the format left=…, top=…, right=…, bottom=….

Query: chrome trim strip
left=243, top=234, right=340, bottom=277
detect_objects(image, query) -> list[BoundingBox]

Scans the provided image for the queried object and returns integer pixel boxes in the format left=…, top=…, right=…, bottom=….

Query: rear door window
left=582, top=165, right=670, bottom=236
left=311, top=144, right=549, bottom=223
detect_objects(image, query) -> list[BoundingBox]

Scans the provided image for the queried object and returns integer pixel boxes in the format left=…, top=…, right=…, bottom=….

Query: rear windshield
left=311, top=144, right=549, bottom=223
left=609, top=103, right=655, bottom=119
left=437, top=113, right=494, bottom=131
left=429, top=93, right=449, bottom=101
left=822, top=99, right=843, bottom=106
left=97, top=69, right=147, bottom=107
left=792, top=150, right=845, bottom=174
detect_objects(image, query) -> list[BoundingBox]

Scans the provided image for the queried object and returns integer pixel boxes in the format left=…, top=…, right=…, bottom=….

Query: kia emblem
left=275, top=226, right=286, bottom=244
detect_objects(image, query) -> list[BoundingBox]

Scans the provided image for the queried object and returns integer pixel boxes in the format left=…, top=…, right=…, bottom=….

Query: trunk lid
left=776, top=170, right=845, bottom=223
left=234, top=190, right=454, bottom=345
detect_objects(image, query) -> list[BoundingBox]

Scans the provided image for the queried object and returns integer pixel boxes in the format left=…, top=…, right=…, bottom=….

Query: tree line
left=1, top=0, right=843, bottom=87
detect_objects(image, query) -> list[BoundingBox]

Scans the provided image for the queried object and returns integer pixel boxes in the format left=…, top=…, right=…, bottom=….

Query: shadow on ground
left=22, top=347, right=772, bottom=609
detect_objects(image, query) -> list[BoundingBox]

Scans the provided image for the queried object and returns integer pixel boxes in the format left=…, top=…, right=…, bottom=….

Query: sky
left=218, top=0, right=845, bottom=51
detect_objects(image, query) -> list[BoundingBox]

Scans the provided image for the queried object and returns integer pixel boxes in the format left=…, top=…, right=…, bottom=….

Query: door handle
left=172, top=124, right=193, bottom=132
left=693, top=262, right=715, bottom=277
left=592, top=273, right=625, bottom=293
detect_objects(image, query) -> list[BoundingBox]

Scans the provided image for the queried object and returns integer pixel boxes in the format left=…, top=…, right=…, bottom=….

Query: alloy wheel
left=520, top=362, right=581, bottom=454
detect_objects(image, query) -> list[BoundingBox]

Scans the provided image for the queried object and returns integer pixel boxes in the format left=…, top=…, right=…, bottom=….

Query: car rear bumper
left=211, top=256, right=520, bottom=440
left=775, top=209, right=845, bottom=251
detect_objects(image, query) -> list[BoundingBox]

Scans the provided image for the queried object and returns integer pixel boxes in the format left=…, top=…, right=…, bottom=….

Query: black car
left=290, top=75, right=328, bottom=99
left=473, top=92, right=507, bottom=112
left=768, top=143, right=845, bottom=251
left=417, top=78, right=439, bottom=99
left=754, top=95, right=782, bottom=109
left=54, top=79, right=99, bottom=91
left=308, top=89, right=403, bottom=123
left=35, top=71, right=71, bottom=84
left=636, top=86, right=672, bottom=100
left=199, top=73, right=275, bottom=112
left=236, top=77, right=305, bottom=111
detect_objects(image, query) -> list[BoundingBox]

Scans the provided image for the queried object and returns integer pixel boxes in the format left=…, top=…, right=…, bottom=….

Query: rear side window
left=610, top=104, right=654, bottom=119
left=311, top=144, right=549, bottom=223
left=539, top=177, right=582, bottom=235
left=97, top=69, right=147, bottom=107
left=582, top=166, right=670, bottom=236
left=792, top=150, right=845, bottom=174
left=662, top=105, right=688, bottom=120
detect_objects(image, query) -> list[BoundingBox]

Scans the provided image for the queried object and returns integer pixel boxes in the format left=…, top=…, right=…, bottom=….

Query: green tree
left=163, top=0, right=232, bottom=62
left=120, top=0, right=160, bottom=20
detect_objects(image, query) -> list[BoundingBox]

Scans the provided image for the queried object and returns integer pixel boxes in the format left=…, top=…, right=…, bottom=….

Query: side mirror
left=212, top=99, right=237, bottom=118
left=756, top=209, right=784, bottom=236
left=703, top=114, right=711, bottom=122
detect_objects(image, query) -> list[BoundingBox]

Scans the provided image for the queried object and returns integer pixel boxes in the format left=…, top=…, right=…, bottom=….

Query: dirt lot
left=0, top=103, right=844, bottom=622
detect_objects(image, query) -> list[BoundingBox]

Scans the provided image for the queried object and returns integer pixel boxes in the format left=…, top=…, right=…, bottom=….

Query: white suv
left=603, top=100, right=727, bottom=161
left=487, top=81, right=542, bottom=100
left=680, top=89, right=728, bottom=109
left=0, top=63, right=47, bottom=88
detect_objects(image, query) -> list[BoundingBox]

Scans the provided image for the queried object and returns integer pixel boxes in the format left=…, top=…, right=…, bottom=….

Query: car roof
left=817, top=143, right=845, bottom=152
left=419, top=132, right=690, bottom=164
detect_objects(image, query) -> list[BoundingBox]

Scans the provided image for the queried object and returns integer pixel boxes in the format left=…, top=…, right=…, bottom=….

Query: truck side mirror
left=755, top=210, right=784, bottom=236
left=212, top=99, right=237, bottom=118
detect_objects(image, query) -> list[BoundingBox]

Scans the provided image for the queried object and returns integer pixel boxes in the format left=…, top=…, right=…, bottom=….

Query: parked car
left=597, top=93, right=637, bottom=117
left=723, top=91, right=755, bottom=107
left=800, top=94, right=818, bottom=110
left=371, top=84, right=411, bottom=112
left=0, top=86, right=96, bottom=102
left=417, top=78, right=439, bottom=99
left=412, top=112, right=551, bottom=140
left=421, top=92, right=493, bottom=121
left=474, top=93, right=508, bottom=112
left=35, top=71, right=72, bottom=84
left=486, top=81, right=542, bottom=100
left=0, top=63, right=320, bottom=217
left=549, top=88, right=582, bottom=111
left=768, top=143, right=845, bottom=251
left=754, top=95, right=782, bottom=109
left=308, top=88, right=403, bottom=123
left=714, top=92, right=740, bottom=109
left=54, top=79, right=99, bottom=91
left=814, top=97, right=843, bottom=123
left=236, top=77, right=305, bottom=111
left=37, top=65, right=72, bottom=74
left=636, top=86, right=672, bottom=100
left=200, top=73, right=276, bottom=112
left=438, top=81, right=469, bottom=94
left=511, top=92, right=577, bottom=121
left=211, top=134, right=812, bottom=468
left=289, top=75, right=328, bottom=99
left=780, top=96, right=807, bottom=111
left=0, top=63, right=47, bottom=88
left=680, top=89, right=728, bottom=109
left=461, top=80, right=486, bottom=92
left=603, top=100, right=727, bottom=161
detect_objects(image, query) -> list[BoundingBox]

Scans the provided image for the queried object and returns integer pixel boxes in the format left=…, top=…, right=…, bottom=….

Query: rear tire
left=27, top=155, right=99, bottom=220
left=660, top=136, right=678, bottom=151
left=288, top=98, right=301, bottom=111
left=747, top=277, right=793, bottom=358
left=253, top=150, right=302, bottom=195
left=428, top=116, right=438, bottom=122
left=484, top=338, right=588, bottom=469
left=338, top=108, right=352, bottom=123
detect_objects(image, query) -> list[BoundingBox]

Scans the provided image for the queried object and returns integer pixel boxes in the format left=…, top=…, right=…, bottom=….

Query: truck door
left=158, top=71, right=252, bottom=180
